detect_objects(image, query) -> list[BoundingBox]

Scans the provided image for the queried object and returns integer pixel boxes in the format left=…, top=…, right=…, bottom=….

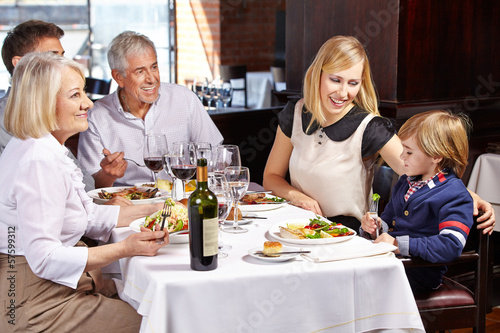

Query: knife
left=254, top=250, right=311, bottom=255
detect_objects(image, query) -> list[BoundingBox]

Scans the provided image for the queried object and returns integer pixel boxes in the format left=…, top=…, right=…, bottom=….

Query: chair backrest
left=220, top=65, right=247, bottom=108
left=372, top=164, right=398, bottom=214
left=270, top=66, right=285, bottom=91
left=85, top=77, right=112, bottom=101
left=400, top=219, right=489, bottom=332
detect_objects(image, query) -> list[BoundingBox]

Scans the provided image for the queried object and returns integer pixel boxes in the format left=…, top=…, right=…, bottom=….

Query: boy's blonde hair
left=303, top=35, right=379, bottom=130
left=398, top=110, right=471, bottom=178
left=4, top=52, right=85, bottom=140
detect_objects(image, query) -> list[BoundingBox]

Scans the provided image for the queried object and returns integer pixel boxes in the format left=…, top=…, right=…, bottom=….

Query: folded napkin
left=303, top=236, right=397, bottom=263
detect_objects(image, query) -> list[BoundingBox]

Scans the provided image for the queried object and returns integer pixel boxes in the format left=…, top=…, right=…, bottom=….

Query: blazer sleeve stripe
left=439, top=229, right=467, bottom=248
left=439, top=220, right=470, bottom=235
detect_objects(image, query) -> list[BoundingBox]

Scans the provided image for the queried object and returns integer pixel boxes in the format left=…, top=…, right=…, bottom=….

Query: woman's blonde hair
left=4, top=52, right=85, bottom=139
left=398, top=110, right=471, bottom=178
left=303, top=35, right=379, bottom=129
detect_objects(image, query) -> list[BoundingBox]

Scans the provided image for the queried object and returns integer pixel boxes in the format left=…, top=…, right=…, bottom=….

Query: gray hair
left=107, top=31, right=157, bottom=76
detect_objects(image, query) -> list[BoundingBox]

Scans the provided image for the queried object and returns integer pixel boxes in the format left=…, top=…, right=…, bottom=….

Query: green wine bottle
left=188, top=158, right=218, bottom=271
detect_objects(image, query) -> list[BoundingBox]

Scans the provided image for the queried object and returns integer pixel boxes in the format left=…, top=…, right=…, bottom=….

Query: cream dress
left=289, top=99, right=377, bottom=221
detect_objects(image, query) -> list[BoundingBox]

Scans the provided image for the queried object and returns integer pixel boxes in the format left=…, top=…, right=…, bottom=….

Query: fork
left=156, top=202, right=172, bottom=244
left=102, top=153, right=146, bottom=167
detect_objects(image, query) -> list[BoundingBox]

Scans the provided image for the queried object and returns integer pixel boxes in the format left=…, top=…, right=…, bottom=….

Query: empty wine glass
left=168, top=141, right=196, bottom=200
left=202, top=81, right=215, bottom=110
left=192, top=142, right=213, bottom=174
left=209, top=173, right=232, bottom=258
left=143, top=133, right=168, bottom=187
left=223, top=166, right=250, bottom=234
left=219, top=81, right=233, bottom=110
left=193, top=77, right=208, bottom=102
left=214, top=145, right=241, bottom=176
left=211, top=80, right=222, bottom=111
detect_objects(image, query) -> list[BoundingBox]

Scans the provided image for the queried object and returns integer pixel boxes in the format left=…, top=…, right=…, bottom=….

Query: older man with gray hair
left=78, top=31, right=223, bottom=188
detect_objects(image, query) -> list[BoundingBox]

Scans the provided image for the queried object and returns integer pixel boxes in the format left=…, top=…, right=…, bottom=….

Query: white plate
left=129, top=218, right=189, bottom=244
left=248, top=246, right=301, bottom=262
left=135, top=181, right=196, bottom=195
left=268, top=218, right=357, bottom=245
left=88, top=186, right=169, bottom=205
left=239, top=195, right=288, bottom=212
left=223, top=213, right=257, bottom=225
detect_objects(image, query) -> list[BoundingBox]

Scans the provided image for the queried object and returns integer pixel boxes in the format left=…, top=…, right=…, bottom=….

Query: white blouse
left=0, top=134, right=119, bottom=288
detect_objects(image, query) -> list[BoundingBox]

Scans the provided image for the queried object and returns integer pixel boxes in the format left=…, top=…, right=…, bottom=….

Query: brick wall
left=177, top=0, right=285, bottom=87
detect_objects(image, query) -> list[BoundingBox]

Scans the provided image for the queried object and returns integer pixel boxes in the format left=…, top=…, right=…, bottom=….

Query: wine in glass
left=223, top=166, right=250, bottom=234
left=208, top=173, right=232, bottom=258
left=214, top=144, right=241, bottom=176
left=168, top=141, right=196, bottom=200
left=144, top=133, right=168, bottom=187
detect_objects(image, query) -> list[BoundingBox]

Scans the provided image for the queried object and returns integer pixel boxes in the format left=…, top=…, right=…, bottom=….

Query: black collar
left=301, top=105, right=370, bottom=141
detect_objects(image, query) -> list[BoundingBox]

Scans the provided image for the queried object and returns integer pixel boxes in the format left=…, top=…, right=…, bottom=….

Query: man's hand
left=92, top=148, right=127, bottom=188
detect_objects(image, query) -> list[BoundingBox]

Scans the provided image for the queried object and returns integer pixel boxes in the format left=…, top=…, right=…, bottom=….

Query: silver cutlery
left=102, top=153, right=146, bottom=167
left=254, top=250, right=311, bottom=256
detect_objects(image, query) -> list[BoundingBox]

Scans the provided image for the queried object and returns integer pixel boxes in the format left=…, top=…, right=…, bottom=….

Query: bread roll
left=263, top=241, right=282, bottom=256
left=227, top=207, right=242, bottom=220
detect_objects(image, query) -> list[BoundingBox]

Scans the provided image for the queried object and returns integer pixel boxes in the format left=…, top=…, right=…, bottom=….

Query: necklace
left=120, top=89, right=132, bottom=113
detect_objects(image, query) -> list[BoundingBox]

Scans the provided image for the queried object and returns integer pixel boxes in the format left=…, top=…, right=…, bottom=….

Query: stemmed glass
left=223, top=166, right=250, bottom=234
left=210, top=80, right=222, bottom=111
left=168, top=142, right=196, bottom=200
left=193, top=77, right=208, bottom=103
left=202, top=81, right=214, bottom=110
left=214, top=145, right=241, bottom=176
left=219, top=81, right=233, bottom=110
left=208, top=173, right=232, bottom=258
left=143, top=133, right=168, bottom=187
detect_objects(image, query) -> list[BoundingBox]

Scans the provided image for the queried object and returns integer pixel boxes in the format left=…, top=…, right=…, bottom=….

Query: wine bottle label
left=203, top=217, right=219, bottom=256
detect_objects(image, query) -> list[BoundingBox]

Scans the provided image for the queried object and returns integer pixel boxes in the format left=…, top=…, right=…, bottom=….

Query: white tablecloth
left=111, top=204, right=423, bottom=333
left=231, top=71, right=273, bottom=109
left=468, top=153, right=500, bottom=232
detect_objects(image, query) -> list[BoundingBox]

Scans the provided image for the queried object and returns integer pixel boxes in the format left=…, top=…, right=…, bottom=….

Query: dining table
left=109, top=201, right=424, bottom=333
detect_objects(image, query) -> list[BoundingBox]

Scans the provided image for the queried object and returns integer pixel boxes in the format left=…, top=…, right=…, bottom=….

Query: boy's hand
left=374, top=233, right=400, bottom=254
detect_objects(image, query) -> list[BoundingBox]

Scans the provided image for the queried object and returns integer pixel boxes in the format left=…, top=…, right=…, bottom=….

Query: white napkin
left=303, top=236, right=397, bottom=263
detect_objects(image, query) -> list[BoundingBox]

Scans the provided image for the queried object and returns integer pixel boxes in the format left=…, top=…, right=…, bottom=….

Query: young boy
left=361, top=110, right=474, bottom=292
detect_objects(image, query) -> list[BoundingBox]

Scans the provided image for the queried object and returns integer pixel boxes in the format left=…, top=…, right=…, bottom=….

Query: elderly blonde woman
left=0, top=52, right=167, bottom=332
left=263, top=35, right=495, bottom=233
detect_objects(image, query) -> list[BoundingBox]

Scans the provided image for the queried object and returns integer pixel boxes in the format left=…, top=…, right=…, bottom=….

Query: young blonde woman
left=263, top=35, right=495, bottom=232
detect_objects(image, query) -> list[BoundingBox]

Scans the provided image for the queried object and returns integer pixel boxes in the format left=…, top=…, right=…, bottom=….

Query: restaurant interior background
left=1, top=0, right=500, bottom=316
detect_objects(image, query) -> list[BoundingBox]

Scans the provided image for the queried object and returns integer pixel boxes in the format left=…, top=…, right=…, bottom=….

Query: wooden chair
left=85, top=77, right=112, bottom=101
left=400, top=223, right=489, bottom=332
left=219, top=65, right=247, bottom=108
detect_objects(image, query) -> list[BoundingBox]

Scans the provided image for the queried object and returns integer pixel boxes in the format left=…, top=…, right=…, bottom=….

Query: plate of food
left=268, top=215, right=356, bottom=245
left=135, top=179, right=196, bottom=194
left=248, top=241, right=302, bottom=262
left=129, top=198, right=189, bottom=244
left=88, top=186, right=169, bottom=205
left=238, top=193, right=289, bottom=212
